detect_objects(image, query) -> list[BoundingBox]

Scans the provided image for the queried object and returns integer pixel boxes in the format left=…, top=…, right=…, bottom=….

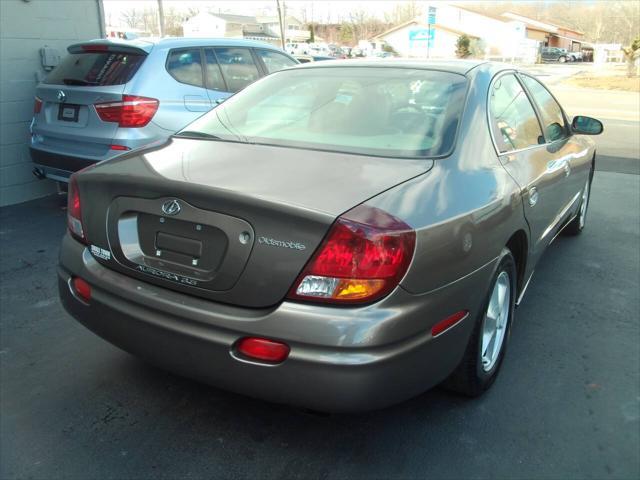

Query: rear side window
left=167, top=49, right=204, bottom=87
left=520, top=75, right=568, bottom=142
left=256, top=49, right=297, bottom=74
left=214, top=47, right=260, bottom=93
left=44, top=52, right=145, bottom=86
left=489, top=74, right=543, bottom=153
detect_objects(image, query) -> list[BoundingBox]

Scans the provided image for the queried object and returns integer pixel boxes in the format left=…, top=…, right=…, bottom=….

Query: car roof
left=76, top=37, right=285, bottom=53
left=289, top=58, right=488, bottom=75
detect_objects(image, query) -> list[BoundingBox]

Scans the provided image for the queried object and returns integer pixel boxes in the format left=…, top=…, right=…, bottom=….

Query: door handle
left=528, top=187, right=539, bottom=207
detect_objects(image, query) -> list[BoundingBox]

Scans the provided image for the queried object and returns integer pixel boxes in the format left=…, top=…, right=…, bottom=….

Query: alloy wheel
left=481, top=271, right=511, bottom=372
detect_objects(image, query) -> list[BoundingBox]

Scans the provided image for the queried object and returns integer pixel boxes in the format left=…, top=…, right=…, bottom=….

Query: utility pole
left=157, top=0, right=165, bottom=37
left=276, top=0, right=286, bottom=49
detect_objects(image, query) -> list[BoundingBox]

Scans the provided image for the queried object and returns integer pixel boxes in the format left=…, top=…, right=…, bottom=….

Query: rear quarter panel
left=365, top=65, right=529, bottom=295
left=125, top=45, right=212, bottom=133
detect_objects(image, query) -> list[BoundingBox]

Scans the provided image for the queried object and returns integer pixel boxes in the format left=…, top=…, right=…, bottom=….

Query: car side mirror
left=572, top=115, right=603, bottom=135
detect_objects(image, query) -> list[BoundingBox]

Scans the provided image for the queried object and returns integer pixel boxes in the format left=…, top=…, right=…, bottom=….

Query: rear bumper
left=59, top=233, right=496, bottom=412
left=30, top=147, right=98, bottom=181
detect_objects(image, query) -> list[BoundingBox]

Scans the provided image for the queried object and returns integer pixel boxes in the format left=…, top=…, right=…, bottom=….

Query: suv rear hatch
left=76, top=138, right=433, bottom=308
left=33, top=41, right=150, bottom=160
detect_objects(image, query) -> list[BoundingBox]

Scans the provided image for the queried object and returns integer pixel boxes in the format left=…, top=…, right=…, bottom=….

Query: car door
left=165, top=48, right=212, bottom=113
left=488, top=72, right=567, bottom=265
left=518, top=73, right=591, bottom=229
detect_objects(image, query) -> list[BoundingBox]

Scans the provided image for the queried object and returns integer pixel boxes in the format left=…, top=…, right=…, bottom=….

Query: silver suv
left=30, top=37, right=297, bottom=183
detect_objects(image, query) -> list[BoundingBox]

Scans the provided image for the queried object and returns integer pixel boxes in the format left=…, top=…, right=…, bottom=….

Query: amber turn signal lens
left=333, top=279, right=386, bottom=300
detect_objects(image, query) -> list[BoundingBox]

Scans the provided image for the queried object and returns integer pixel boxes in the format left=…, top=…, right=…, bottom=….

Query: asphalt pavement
left=1, top=75, right=639, bottom=479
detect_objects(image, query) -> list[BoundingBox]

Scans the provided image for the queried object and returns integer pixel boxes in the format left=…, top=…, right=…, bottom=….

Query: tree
left=469, top=38, right=486, bottom=59
left=455, top=35, right=471, bottom=59
left=384, top=1, right=422, bottom=25
left=621, top=37, right=640, bottom=77
left=120, top=8, right=142, bottom=29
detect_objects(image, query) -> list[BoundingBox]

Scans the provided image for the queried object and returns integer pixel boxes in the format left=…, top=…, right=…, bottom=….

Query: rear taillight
left=34, top=96, right=43, bottom=114
left=94, top=95, right=159, bottom=127
left=67, top=175, right=86, bottom=243
left=288, top=205, right=416, bottom=304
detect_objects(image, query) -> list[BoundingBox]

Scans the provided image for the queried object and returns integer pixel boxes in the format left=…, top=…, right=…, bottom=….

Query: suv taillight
left=287, top=205, right=416, bottom=304
left=34, top=96, right=43, bottom=114
left=94, top=95, right=159, bottom=127
left=67, top=175, right=86, bottom=244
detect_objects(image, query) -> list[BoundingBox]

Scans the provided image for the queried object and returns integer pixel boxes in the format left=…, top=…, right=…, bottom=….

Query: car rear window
left=179, top=67, right=467, bottom=158
left=44, top=52, right=145, bottom=86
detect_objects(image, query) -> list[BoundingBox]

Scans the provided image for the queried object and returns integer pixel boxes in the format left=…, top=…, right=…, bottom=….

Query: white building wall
left=0, top=0, right=101, bottom=206
left=423, top=3, right=529, bottom=59
left=183, top=14, right=227, bottom=38
left=382, top=25, right=459, bottom=59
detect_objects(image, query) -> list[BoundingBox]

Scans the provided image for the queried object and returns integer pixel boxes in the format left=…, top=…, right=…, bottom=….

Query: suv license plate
left=58, top=104, right=80, bottom=122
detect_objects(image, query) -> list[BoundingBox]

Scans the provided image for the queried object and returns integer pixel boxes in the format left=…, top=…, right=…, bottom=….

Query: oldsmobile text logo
left=258, top=236, right=306, bottom=251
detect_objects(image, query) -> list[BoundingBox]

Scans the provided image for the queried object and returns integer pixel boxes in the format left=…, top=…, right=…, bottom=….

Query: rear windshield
left=44, top=52, right=145, bottom=86
left=178, top=67, right=467, bottom=158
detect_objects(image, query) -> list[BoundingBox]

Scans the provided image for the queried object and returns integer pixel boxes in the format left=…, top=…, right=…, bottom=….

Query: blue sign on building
left=409, top=28, right=434, bottom=41
left=409, top=28, right=435, bottom=48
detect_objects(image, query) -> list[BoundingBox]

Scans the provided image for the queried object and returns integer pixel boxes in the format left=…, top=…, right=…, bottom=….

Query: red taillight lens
left=109, top=144, right=130, bottom=151
left=288, top=205, right=416, bottom=304
left=236, top=337, right=290, bottom=363
left=67, top=175, right=86, bottom=243
left=95, top=95, right=159, bottom=127
left=34, top=96, right=43, bottom=114
left=72, top=277, right=92, bottom=302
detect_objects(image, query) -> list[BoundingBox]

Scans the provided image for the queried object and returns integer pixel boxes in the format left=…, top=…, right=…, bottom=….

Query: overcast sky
left=103, top=0, right=423, bottom=25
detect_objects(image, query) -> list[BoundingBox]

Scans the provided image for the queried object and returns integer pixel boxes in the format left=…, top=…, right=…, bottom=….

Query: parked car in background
left=30, top=38, right=297, bottom=183
left=567, top=51, right=583, bottom=62
left=294, top=55, right=336, bottom=63
left=59, top=60, right=602, bottom=412
left=541, top=47, right=570, bottom=63
left=286, top=42, right=309, bottom=56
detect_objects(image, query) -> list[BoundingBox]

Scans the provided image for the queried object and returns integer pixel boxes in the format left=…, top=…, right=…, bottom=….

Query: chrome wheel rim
left=481, top=271, right=511, bottom=372
left=579, top=179, right=590, bottom=229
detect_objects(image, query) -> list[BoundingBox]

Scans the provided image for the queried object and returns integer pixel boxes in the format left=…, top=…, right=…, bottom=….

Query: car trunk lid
left=77, top=138, right=433, bottom=307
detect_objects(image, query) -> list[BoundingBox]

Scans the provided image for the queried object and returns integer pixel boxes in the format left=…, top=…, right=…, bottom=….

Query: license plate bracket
left=57, top=104, right=80, bottom=122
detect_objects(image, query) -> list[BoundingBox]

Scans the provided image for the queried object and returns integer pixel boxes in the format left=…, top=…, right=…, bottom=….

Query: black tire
left=564, top=169, right=593, bottom=236
left=443, top=248, right=517, bottom=397
left=559, top=56, right=567, bottom=63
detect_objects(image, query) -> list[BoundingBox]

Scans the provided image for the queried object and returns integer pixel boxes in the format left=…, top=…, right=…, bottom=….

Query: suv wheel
left=559, top=56, right=567, bottom=63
